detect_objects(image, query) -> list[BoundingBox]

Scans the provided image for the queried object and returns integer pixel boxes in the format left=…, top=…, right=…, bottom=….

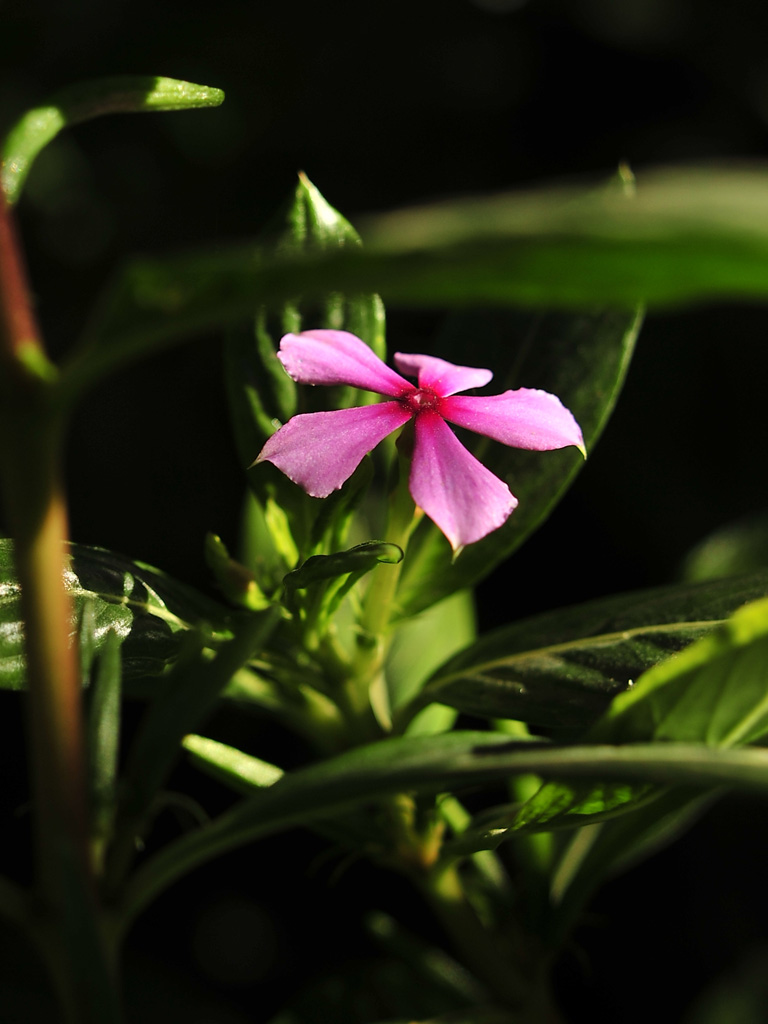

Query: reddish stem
left=0, top=192, right=89, bottom=898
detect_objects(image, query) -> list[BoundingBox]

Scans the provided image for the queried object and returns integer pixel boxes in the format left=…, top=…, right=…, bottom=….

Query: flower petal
left=255, top=403, right=411, bottom=497
left=441, top=389, right=586, bottom=455
left=409, top=413, right=517, bottom=550
left=394, top=352, right=493, bottom=396
left=279, top=330, right=412, bottom=397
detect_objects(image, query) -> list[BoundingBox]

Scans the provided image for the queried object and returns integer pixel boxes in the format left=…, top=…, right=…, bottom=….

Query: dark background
left=3, top=0, right=768, bottom=1020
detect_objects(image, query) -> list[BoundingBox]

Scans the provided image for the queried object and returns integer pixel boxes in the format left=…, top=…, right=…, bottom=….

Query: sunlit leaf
left=1, top=75, right=224, bottom=203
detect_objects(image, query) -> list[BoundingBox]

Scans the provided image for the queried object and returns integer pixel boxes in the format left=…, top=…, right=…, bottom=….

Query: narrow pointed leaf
left=2, top=75, right=224, bottom=203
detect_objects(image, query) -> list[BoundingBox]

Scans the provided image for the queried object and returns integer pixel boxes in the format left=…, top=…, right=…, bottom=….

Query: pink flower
left=256, top=330, right=585, bottom=551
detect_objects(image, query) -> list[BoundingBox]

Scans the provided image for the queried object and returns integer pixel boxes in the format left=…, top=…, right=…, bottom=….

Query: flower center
left=402, top=387, right=442, bottom=415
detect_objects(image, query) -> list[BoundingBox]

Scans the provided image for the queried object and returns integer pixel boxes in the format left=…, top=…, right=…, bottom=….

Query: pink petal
left=441, top=389, right=586, bottom=455
left=255, top=403, right=412, bottom=498
left=279, top=330, right=412, bottom=397
left=409, top=413, right=518, bottom=551
left=393, top=352, right=493, bottom=396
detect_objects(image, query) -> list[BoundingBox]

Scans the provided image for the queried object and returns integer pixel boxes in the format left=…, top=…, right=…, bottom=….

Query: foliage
left=2, top=73, right=768, bottom=1024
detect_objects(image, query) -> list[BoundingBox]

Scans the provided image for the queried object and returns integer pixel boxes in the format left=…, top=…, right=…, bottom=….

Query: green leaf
left=284, top=540, right=403, bottom=590
left=282, top=540, right=403, bottom=642
left=1, top=75, right=224, bottom=203
left=120, top=729, right=768, bottom=930
left=600, top=595, right=768, bottom=746
left=0, top=539, right=233, bottom=691
left=87, top=630, right=122, bottom=865
left=510, top=595, right=768, bottom=836
left=417, top=571, right=768, bottom=734
left=395, top=306, right=641, bottom=615
left=182, top=733, right=284, bottom=793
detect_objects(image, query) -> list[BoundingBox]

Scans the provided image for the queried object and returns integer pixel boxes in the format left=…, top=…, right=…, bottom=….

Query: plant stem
left=0, top=193, right=120, bottom=1022
left=354, top=449, right=418, bottom=678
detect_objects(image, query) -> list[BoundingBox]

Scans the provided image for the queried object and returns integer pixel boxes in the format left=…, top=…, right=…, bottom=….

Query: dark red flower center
left=402, top=387, right=442, bottom=415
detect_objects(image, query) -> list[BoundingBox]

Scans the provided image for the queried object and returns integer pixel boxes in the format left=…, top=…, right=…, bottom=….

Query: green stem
left=353, top=449, right=419, bottom=679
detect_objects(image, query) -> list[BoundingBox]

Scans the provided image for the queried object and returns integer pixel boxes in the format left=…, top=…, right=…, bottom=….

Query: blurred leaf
left=417, top=571, right=768, bottom=734
left=122, top=728, right=768, bottom=929
left=386, top=590, right=475, bottom=736
left=60, top=164, right=768, bottom=401
left=204, top=532, right=272, bottom=610
left=683, top=512, right=768, bottom=582
left=395, top=306, right=641, bottom=615
left=0, top=539, right=232, bottom=691
left=1, top=75, right=224, bottom=203
left=510, top=595, right=768, bottom=837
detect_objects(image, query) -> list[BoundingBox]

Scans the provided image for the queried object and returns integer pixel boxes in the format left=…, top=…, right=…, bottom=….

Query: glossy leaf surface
left=0, top=539, right=232, bottom=690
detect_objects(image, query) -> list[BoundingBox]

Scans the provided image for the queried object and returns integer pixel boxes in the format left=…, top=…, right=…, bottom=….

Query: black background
left=3, top=1, right=768, bottom=1020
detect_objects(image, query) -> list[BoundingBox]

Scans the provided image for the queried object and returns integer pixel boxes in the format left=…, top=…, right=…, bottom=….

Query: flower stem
left=355, top=449, right=418, bottom=667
